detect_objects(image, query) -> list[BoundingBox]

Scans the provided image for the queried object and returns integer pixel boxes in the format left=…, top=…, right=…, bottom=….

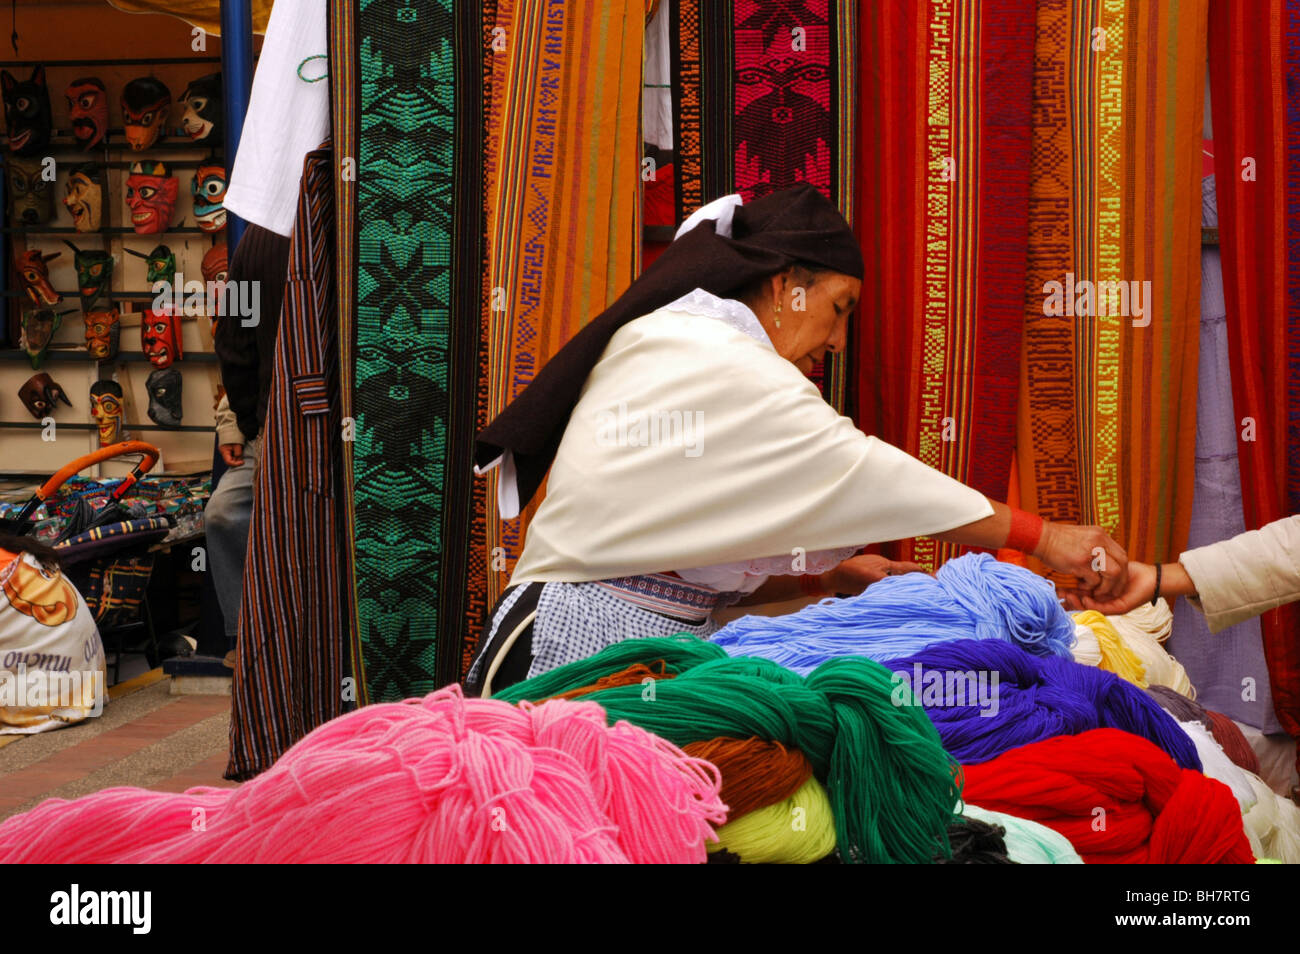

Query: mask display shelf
left=0, top=55, right=230, bottom=476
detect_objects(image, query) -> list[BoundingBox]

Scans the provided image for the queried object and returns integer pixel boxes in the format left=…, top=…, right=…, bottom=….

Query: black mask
left=146, top=367, right=183, bottom=427
left=2, top=65, right=52, bottom=157
left=179, top=73, right=223, bottom=147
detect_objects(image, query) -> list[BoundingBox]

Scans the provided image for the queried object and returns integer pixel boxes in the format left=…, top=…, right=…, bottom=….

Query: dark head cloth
left=475, top=183, right=863, bottom=508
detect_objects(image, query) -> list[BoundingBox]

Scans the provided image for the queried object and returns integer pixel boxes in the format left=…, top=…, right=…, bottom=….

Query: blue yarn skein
left=887, top=638, right=1202, bottom=770
left=711, top=553, right=1077, bottom=675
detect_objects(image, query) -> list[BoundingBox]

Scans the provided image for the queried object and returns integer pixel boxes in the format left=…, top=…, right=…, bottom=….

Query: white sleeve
left=1179, top=515, right=1300, bottom=633
left=223, top=0, right=329, bottom=237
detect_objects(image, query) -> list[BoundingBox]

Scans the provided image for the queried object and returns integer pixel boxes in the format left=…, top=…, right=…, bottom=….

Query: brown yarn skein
left=1205, top=710, right=1261, bottom=776
left=682, top=736, right=814, bottom=819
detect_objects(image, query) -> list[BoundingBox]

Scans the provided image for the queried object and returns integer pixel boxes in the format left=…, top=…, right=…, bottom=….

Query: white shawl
left=508, top=307, right=993, bottom=585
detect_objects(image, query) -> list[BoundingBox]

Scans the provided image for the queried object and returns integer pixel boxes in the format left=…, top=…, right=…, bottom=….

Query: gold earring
left=774, top=297, right=782, bottom=329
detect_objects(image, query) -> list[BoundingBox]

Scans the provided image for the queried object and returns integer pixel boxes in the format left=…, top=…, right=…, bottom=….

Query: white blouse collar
left=659, top=287, right=771, bottom=348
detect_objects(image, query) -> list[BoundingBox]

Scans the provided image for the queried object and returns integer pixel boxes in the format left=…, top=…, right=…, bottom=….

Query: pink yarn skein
left=0, top=687, right=727, bottom=864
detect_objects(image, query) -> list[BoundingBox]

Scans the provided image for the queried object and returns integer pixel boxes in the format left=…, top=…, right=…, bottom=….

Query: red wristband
left=798, top=573, right=827, bottom=597
left=1005, top=509, right=1044, bottom=555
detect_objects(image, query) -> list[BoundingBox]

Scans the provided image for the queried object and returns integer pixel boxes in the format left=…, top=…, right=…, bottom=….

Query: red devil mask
left=83, top=309, right=120, bottom=361
left=201, top=243, right=228, bottom=286
left=124, top=161, right=178, bottom=234
left=14, top=248, right=61, bottom=306
left=66, top=77, right=108, bottom=151
left=201, top=242, right=229, bottom=332
left=140, top=308, right=183, bottom=368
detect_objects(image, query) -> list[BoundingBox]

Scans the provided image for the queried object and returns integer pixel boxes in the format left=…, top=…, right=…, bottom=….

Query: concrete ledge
left=163, top=655, right=233, bottom=695
left=170, top=675, right=233, bottom=696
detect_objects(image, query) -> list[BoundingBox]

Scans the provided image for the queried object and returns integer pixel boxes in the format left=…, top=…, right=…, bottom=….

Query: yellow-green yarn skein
left=708, top=776, right=837, bottom=864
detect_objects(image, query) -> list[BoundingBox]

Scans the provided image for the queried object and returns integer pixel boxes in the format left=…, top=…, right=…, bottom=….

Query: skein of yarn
left=933, top=817, right=1016, bottom=865
left=1071, top=611, right=1147, bottom=685
left=961, top=804, right=1083, bottom=864
left=0, top=687, right=727, bottom=864
left=885, top=639, right=1202, bottom=769
left=681, top=737, right=813, bottom=819
left=1242, top=771, right=1300, bottom=864
left=710, top=553, right=1076, bottom=675
left=960, top=728, right=1253, bottom=864
left=498, top=636, right=962, bottom=864
left=708, top=775, right=838, bottom=864
left=1107, top=599, right=1195, bottom=697
left=1176, top=718, right=1257, bottom=811
left=1205, top=710, right=1262, bottom=776
left=1146, top=684, right=1211, bottom=731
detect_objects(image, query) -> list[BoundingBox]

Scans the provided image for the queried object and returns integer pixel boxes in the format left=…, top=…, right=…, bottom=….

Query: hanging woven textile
left=481, top=0, right=645, bottom=609
left=671, top=0, right=856, bottom=412
left=1015, top=0, right=1205, bottom=579
left=460, top=0, right=502, bottom=679
left=1206, top=0, right=1300, bottom=763
left=349, top=0, right=484, bottom=701
left=853, top=0, right=1035, bottom=569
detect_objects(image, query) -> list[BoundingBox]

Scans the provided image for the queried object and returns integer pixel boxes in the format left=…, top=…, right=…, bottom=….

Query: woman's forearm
left=928, top=500, right=1014, bottom=551
left=926, top=498, right=1130, bottom=600
left=1161, top=561, right=1199, bottom=599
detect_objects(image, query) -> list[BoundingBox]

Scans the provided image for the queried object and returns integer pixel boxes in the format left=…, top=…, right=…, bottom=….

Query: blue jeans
left=205, top=436, right=259, bottom=645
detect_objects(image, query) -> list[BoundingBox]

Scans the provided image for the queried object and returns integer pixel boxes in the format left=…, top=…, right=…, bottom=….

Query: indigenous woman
left=469, top=185, right=1128, bottom=694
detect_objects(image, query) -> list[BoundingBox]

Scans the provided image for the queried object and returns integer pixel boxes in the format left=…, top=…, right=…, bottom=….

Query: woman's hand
left=1073, top=560, right=1197, bottom=615
left=1065, top=560, right=1155, bottom=614
left=821, top=554, right=929, bottom=596
left=1035, top=521, right=1129, bottom=600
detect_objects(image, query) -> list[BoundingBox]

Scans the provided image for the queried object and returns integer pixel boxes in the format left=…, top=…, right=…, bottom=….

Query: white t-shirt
left=224, top=0, right=330, bottom=236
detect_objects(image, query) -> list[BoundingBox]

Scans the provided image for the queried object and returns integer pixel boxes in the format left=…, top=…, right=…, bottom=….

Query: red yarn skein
left=960, top=728, right=1254, bottom=864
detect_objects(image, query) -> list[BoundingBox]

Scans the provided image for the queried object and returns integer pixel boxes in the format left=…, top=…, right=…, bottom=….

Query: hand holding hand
left=1071, top=560, right=1156, bottom=615
left=1034, top=521, right=1129, bottom=601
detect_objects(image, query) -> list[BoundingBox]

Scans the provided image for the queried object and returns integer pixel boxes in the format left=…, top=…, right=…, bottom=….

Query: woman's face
left=760, top=270, right=861, bottom=375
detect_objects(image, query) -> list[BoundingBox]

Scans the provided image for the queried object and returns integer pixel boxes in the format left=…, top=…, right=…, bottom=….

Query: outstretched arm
left=929, top=499, right=1130, bottom=601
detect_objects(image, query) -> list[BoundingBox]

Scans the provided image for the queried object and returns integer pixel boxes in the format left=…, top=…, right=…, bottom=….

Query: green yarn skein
left=495, top=636, right=962, bottom=864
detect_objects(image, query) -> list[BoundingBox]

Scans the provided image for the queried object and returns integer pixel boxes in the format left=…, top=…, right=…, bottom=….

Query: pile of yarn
left=960, top=804, right=1082, bottom=865
left=495, top=636, right=962, bottom=863
left=1072, top=602, right=1194, bottom=697
left=884, top=638, right=1201, bottom=769
left=0, top=686, right=726, bottom=864
left=711, top=553, right=1076, bottom=675
left=1144, top=686, right=1300, bottom=862
left=960, top=728, right=1253, bottom=864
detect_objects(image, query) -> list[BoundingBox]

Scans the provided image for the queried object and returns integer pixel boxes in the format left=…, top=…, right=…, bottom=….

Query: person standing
left=207, top=225, right=291, bottom=666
